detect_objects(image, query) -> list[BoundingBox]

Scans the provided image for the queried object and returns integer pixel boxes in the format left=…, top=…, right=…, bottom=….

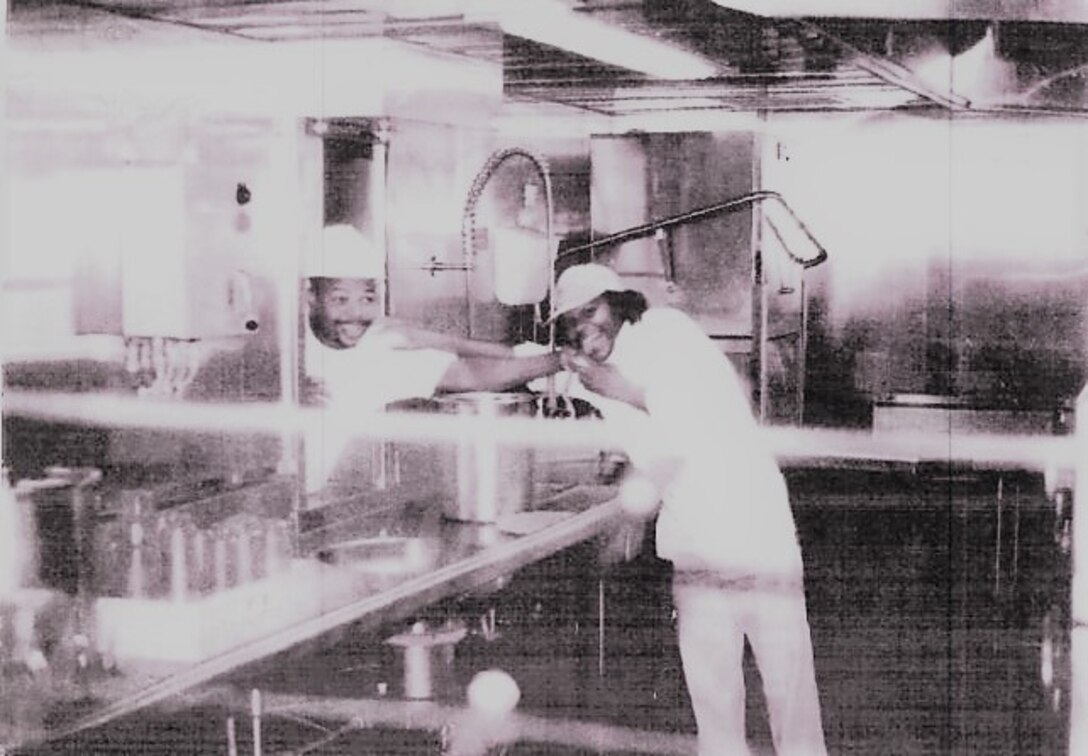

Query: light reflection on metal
left=123, top=336, right=204, bottom=397
left=496, top=0, right=720, bottom=81
left=799, top=20, right=973, bottom=110
left=3, top=390, right=1079, bottom=474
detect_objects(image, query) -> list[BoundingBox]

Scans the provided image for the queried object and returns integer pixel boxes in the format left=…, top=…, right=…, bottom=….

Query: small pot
left=434, top=392, right=537, bottom=523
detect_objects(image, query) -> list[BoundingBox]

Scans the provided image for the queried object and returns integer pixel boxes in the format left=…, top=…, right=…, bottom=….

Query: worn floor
left=21, top=468, right=1071, bottom=754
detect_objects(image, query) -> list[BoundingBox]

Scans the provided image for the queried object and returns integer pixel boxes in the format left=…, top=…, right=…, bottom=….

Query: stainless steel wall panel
left=589, top=132, right=757, bottom=337
left=384, top=119, right=491, bottom=337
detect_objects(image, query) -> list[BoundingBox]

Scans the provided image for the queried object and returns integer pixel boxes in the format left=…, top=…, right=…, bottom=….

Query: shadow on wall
left=802, top=293, right=873, bottom=428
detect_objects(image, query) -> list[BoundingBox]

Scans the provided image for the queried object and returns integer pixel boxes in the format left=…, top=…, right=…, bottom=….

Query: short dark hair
left=603, top=289, right=648, bottom=324
left=308, top=276, right=377, bottom=298
left=554, top=289, right=648, bottom=347
left=307, top=277, right=332, bottom=297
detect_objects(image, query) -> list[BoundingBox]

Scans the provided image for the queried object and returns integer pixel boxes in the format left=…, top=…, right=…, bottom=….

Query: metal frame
left=1070, top=384, right=1088, bottom=753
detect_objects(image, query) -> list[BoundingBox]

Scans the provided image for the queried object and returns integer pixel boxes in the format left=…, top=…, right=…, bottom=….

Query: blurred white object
left=467, top=668, right=521, bottom=715
left=0, top=474, right=26, bottom=598
left=0, top=474, right=37, bottom=599
left=491, top=226, right=550, bottom=305
left=618, top=472, right=660, bottom=519
left=305, top=224, right=385, bottom=280
left=909, top=25, right=1018, bottom=105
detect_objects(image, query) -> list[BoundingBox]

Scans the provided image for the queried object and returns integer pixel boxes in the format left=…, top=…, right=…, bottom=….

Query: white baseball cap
left=306, top=224, right=385, bottom=279
left=550, top=263, right=625, bottom=321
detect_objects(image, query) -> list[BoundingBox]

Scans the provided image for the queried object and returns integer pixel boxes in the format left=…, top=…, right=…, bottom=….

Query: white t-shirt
left=549, top=308, right=804, bottom=578
left=304, top=321, right=456, bottom=492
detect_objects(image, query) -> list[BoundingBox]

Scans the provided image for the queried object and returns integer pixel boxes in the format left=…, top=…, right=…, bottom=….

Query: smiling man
left=308, top=274, right=381, bottom=350
left=552, top=262, right=827, bottom=756
left=302, top=224, right=560, bottom=491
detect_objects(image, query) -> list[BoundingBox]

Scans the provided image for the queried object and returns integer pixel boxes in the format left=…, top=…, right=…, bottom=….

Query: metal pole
left=1069, top=384, right=1088, bottom=754
left=372, top=123, right=391, bottom=320
left=278, top=119, right=303, bottom=467
left=372, top=126, right=392, bottom=490
left=798, top=275, right=808, bottom=426
left=277, top=118, right=309, bottom=507
left=251, top=688, right=263, bottom=756
left=597, top=577, right=606, bottom=679
left=758, top=255, right=771, bottom=425
left=226, top=716, right=238, bottom=756
left=995, top=476, right=1003, bottom=598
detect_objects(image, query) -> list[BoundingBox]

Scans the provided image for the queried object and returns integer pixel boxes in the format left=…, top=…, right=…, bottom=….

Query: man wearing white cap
left=303, top=224, right=560, bottom=491
left=552, top=263, right=826, bottom=756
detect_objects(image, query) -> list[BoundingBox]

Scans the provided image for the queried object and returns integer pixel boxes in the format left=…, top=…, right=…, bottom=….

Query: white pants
left=672, top=576, right=827, bottom=756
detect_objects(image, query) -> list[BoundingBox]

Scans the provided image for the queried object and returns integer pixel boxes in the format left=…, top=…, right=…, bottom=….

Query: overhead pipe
left=557, top=190, right=828, bottom=269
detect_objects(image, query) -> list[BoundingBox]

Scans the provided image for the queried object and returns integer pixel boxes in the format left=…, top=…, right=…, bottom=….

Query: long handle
left=556, top=190, right=828, bottom=269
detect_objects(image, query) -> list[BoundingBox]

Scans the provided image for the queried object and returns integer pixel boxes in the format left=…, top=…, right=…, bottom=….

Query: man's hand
left=561, top=349, right=645, bottom=409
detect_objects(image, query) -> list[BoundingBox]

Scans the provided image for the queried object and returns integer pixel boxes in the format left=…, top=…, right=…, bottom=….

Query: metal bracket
left=420, top=255, right=473, bottom=277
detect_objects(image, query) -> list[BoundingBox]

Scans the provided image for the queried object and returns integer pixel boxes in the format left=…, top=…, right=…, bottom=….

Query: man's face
left=309, top=277, right=382, bottom=349
left=561, top=295, right=622, bottom=363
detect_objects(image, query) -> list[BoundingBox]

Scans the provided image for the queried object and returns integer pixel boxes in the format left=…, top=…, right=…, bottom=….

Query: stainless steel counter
left=2, top=482, right=621, bottom=751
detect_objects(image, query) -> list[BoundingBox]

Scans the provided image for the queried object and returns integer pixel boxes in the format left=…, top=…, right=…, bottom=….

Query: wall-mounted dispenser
left=490, top=225, right=549, bottom=306
left=63, top=115, right=295, bottom=406
left=74, top=173, right=265, bottom=341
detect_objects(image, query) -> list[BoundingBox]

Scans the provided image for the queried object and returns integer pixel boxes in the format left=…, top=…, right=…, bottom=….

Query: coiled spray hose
left=461, top=148, right=557, bottom=404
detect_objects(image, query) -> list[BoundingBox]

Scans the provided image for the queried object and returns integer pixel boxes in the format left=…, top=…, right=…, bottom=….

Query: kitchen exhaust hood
left=708, top=1, right=1088, bottom=24
left=508, top=0, right=1088, bottom=115
left=7, top=0, right=1088, bottom=115
left=709, top=0, right=1088, bottom=112
left=498, top=0, right=1088, bottom=115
